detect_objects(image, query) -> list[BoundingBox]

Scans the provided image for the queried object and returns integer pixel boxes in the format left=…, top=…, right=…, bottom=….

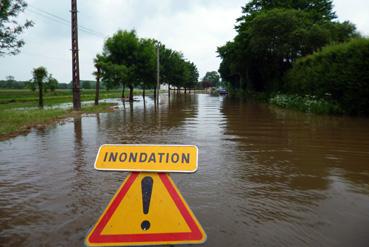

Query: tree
left=158, top=46, right=177, bottom=96
left=202, top=71, right=220, bottom=88
left=217, top=41, right=241, bottom=90
left=102, top=62, right=128, bottom=97
left=26, top=79, right=36, bottom=92
left=286, top=38, right=369, bottom=115
left=102, top=30, right=140, bottom=101
left=238, top=0, right=336, bottom=24
left=218, top=0, right=358, bottom=93
left=97, top=30, right=198, bottom=100
left=31, top=67, right=48, bottom=108
left=97, top=37, right=170, bottom=99
left=161, top=50, right=186, bottom=93
left=6, top=75, right=15, bottom=82
left=93, top=55, right=103, bottom=105
left=182, top=61, right=199, bottom=92
left=4, top=75, right=15, bottom=88
left=47, top=74, right=58, bottom=92
left=188, top=62, right=199, bottom=91
left=0, top=0, right=33, bottom=56
left=136, top=38, right=156, bottom=100
left=82, top=81, right=91, bottom=89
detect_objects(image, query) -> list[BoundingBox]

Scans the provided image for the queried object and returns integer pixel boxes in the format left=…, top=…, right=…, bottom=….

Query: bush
left=286, top=38, right=369, bottom=115
left=270, top=94, right=343, bottom=114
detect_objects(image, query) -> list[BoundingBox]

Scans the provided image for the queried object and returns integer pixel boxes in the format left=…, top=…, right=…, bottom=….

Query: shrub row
left=286, top=38, right=369, bottom=115
left=270, top=94, right=343, bottom=114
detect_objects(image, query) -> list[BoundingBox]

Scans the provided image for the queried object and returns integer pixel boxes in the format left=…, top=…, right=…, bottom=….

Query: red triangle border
left=88, top=172, right=203, bottom=244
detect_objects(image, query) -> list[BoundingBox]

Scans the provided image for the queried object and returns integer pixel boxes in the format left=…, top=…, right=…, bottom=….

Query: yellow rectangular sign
left=94, top=144, right=198, bottom=173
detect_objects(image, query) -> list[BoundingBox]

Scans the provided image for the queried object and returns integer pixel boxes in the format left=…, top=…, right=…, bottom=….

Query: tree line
left=2, top=2, right=200, bottom=107
left=94, top=30, right=199, bottom=102
left=2, top=29, right=200, bottom=108
left=0, top=77, right=99, bottom=90
left=217, top=0, right=369, bottom=114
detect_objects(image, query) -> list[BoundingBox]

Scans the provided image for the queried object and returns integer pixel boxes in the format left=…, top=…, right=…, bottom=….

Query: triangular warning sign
left=85, top=172, right=206, bottom=246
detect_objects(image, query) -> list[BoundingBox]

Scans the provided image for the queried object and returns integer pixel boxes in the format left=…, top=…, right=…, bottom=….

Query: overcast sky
left=1, top=0, right=368, bottom=83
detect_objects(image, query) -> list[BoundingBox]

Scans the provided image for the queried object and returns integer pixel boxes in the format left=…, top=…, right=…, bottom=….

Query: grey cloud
left=1, top=0, right=368, bottom=82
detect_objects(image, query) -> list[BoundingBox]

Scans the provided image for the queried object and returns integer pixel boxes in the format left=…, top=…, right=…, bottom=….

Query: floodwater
left=1, top=94, right=369, bottom=247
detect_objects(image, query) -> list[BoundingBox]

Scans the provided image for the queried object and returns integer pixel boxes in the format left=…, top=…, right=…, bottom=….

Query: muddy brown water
left=1, top=94, right=369, bottom=247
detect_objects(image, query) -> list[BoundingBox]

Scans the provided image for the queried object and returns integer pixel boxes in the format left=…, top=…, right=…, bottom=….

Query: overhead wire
left=21, top=50, right=70, bottom=61
left=10, top=4, right=104, bottom=67
left=26, top=4, right=106, bottom=38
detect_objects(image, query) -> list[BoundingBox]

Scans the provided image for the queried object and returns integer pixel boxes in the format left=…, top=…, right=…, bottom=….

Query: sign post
left=85, top=145, right=206, bottom=246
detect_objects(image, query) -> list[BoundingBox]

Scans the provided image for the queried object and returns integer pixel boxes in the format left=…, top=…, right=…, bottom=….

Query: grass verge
left=0, top=89, right=152, bottom=105
left=0, top=103, right=116, bottom=140
left=269, top=94, right=343, bottom=114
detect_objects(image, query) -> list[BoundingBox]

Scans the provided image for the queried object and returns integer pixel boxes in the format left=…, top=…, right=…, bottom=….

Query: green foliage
left=159, top=48, right=185, bottom=88
left=184, top=61, right=199, bottom=89
left=81, top=80, right=91, bottom=89
left=99, top=31, right=157, bottom=99
left=57, top=83, right=69, bottom=89
left=100, top=30, right=137, bottom=94
left=217, top=41, right=241, bottom=89
left=97, top=30, right=199, bottom=98
left=46, top=74, right=58, bottom=92
left=270, top=94, right=342, bottom=114
left=239, top=0, right=336, bottom=23
left=29, top=68, right=59, bottom=93
left=0, top=89, right=150, bottom=105
left=29, top=67, right=59, bottom=106
left=0, top=0, right=33, bottom=56
left=218, top=0, right=357, bottom=93
left=136, top=38, right=156, bottom=89
left=0, top=102, right=115, bottom=137
left=0, top=107, right=66, bottom=136
left=31, top=66, right=48, bottom=107
left=217, top=0, right=366, bottom=115
left=286, top=38, right=369, bottom=115
left=81, top=80, right=95, bottom=90
left=32, top=67, right=48, bottom=87
left=201, top=71, right=220, bottom=88
left=0, top=76, right=28, bottom=89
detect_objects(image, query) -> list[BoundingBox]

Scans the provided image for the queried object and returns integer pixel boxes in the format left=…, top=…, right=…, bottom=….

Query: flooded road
left=1, top=94, right=369, bottom=246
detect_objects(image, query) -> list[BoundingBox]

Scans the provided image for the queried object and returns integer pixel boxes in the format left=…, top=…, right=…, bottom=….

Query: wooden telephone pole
left=71, top=0, right=81, bottom=110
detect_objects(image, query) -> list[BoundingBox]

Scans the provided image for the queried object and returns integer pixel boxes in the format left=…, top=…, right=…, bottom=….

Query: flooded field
left=1, top=94, right=369, bottom=246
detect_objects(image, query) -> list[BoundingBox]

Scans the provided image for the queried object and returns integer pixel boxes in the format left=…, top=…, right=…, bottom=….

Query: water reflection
left=0, top=94, right=369, bottom=246
left=73, top=117, right=84, bottom=172
left=219, top=97, right=369, bottom=246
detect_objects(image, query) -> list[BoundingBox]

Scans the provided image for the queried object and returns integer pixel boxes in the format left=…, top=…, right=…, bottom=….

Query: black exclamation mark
left=141, top=176, right=153, bottom=231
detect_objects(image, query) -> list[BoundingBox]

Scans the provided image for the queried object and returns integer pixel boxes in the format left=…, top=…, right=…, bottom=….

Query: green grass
left=0, top=89, right=140, bottom=139
left=0, top=88, right=164, bottom=139
left=269, top=94, right=343, bottom=114
left=0, top=107, right=67, bottom=136
left=0, top=89, right=151, bottom=105
left=0, top=103, right=115, bottom=139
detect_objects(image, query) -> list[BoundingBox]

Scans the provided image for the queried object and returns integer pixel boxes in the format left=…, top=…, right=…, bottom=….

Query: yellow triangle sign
left=85, top=172, right=206, bottom=246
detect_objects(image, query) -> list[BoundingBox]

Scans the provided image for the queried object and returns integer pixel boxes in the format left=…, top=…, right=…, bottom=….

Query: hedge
left=286, top=38, right=369, bottom=115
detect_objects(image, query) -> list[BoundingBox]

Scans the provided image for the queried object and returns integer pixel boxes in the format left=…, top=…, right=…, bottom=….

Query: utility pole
left=156, top=43, right=160, bottom=104
left=71, top=0, right=81, bottom=110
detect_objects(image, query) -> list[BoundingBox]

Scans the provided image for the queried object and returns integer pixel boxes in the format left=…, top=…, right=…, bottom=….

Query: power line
left=28, top=4, right=105, bottom=37
left=22, top=50, right=70, bottom=61
left=26, top=4, right=105, bottom=38
left=27, top=7, right=104, bottom=38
